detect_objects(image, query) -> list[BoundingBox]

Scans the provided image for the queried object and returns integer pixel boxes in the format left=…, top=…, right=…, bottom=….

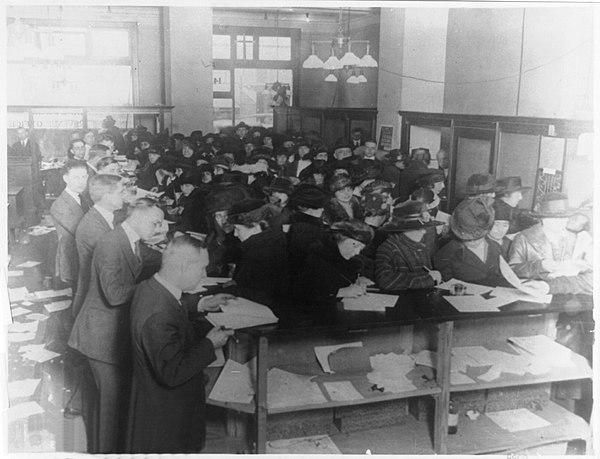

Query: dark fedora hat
left=263, top=177, right=295, bottom=196
left=381, top=201, right=442, bottom=233
left=465, top=173, right=500, bottom=196
left=289, top=184, right=327, bottom=209
left=450, top=197, right=495, bottom=240
left=330, top=220, right=374, bottom=246
left=496, top=176, right=531, bottom=194
left=530, top=192, right=577, bottom=218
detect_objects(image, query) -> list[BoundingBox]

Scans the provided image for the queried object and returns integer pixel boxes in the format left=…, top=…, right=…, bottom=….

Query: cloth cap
left=450, top=197, right=495, bottom=240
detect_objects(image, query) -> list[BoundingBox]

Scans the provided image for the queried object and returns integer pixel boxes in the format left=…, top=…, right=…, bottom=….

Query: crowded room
left=4, top=3, right=596, bottom=456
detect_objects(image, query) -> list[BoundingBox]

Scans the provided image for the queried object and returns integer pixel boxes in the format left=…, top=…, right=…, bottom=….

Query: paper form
left=8, top=401, right=45, bottom=423
left=208, top=358, right=256, bottom=405
left=11, top=307, right=30, bottom=318
left=8, top=379, right=41, bottom=401
left=436, top=280, right=492, bottom=296
left=323, top=381, right=364, bottom=402
left=490, top=286, right=552, bottom=305
left=33, top=288, right=72, bottom=299
left=314, top=342, right=363, bottom=374
left=485, top=408, right=551, bottom=432
left=267, top=434, right=342, bottom=454
left=443, top=295, right=505, bottom=312
left=267, top=368, right=327, bottom=409
left=8, top=287, right=29, bottom=303
left=342, top=293, right=398, bottom=312
left=44, top=300, right=71, bottom=313
left=15, top=261, right=42, bottom=269
left=367, top=352, right=416, bottom=393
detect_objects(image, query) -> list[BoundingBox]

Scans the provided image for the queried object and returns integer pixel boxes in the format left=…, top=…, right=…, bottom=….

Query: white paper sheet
left=21, top=348, right=61, bottom=363
left=8, top=332, right=37, bottom=343
left=206, top=298, right=278, bottom=330
left=267, top=434, right=342, bottom=454
left=8, top=287, right=29, bottom=303
left=44, top=300, right=71, bottom=313
left=8, top=401, right=44, bottom=423
left=25, top=313, right=49, bottom=322
left=314, top=342, right=363, bottom=374
left=8, top=321, right=39, bottom=334
left=450, top=372, right=476, bottom=385
left=208, top=358, right=256, bottom=405
left=367, top=352, right=416, bottom=393
left=11, top=307, right=31, bottom=318
left=490, top=286, right=552, bottom=305
left=342, top=293, right=398, bottom=312
left=8, top=379, right=41, bottom=401
left=34, top=288, right=72, bottom=299
left=508, top=335, right=575, bottom=369
left=267, top=368, right=327, bottom=409
left=323, top=381, right=364, bottom=402
left=8, top=270, right=24, bottom=277
left=486, top=408, right=551, bottom=432
left=414, top=349, right=437, bottom=368
left=435, top=280, right=493, bottom=296
left=443, top=295, right=507, bottom=312
left=15, top=261, right=42, bottom=269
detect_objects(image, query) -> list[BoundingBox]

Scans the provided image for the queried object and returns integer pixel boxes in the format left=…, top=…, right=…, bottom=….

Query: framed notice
left=377, top=125, right=394, bottom=151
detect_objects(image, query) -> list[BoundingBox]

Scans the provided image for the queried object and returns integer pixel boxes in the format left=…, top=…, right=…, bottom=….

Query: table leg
left=434, top=321, right=453, bottom=454
left=255, top=336, right=268, bottom=454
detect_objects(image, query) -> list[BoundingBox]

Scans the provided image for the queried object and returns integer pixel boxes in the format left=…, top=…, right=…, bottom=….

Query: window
left=91, top=29, right=130, bottom=59
left=212, top=27, right=299, bottom=130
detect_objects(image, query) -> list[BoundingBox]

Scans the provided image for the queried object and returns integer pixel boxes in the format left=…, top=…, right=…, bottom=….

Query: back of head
left=126, top=197, right=160, bottom=219
left=161, top=234, right=206, bottom=269
left=410, top=148, right=431, bottom=165
left=88, top=174, right=122, bottom=203
left=62, top=158, right=88, bottom=176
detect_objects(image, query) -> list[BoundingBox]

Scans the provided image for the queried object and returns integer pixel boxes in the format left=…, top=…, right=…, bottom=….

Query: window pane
left=39, top=31, right=86, bottom=57
left=234, top=68, right=293, bottom=128
left=213, top=70, right=231, bottom=92
left=91, top=29, right=130, bottom=58
left=259, top=36, right=291, bottom=60
left=236, top=35, right=253, bottom=60
left=213, top=34, right=230, bottom=59
left=213, top=98, right=233, bottom=130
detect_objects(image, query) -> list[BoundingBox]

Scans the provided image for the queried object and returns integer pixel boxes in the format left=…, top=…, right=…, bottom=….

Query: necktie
left=79, top=194, right=90, bottom=213
left=134, top=241, right=142, bottom=261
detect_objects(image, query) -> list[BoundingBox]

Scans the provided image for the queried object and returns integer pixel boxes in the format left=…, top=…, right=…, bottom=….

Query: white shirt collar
left=154, top=273, right=183, bottom=303
left=64, top=187, right=81, bottom=205
left=363, top=156, right=375, bottom=160
left=121, top=220, right=140, bottom=254
left=94, top=204, right=115, bottom=229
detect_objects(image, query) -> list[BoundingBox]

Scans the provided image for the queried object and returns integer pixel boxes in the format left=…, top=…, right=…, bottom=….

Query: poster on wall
left=377, top=125, right=394, bottom=151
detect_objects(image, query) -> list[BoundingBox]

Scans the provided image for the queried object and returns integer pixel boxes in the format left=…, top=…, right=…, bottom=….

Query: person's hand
left=206, top=326, right=234, bottom=349
left=427, top=270, right=442, bottom=285
left=356, top=276, right=374, bottom=288
left=198, top=293, right=237, bottom=312
left=338, top=284, right=366, bottom=298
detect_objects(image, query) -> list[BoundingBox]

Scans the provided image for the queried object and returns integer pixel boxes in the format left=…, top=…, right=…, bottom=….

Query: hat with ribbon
left=228, top=199, right=271, bottom=226
left=530, top=192, right=578, bottom=218
left=465, top=173, right=500, bottom=196
left=381, top=201, right=442, bottom=233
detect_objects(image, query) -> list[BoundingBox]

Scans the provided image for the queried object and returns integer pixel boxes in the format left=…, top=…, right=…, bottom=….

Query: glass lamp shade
left=360, top=53, right=378, bottom=68
left=357, top=73, right=367, bottom=83
left=323, top=55, right=342, bottom=70
left=339, top=51, right=361, bottom=67
left=324, top=72, right=338, bottom=83
left=346, top=74, right=360, bottom=84
left=302, top=54, right=324, bottom=69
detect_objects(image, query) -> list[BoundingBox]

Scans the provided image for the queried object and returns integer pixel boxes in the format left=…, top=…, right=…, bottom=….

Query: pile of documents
left=367, top=352, right=417, bottom=393
left=206, top=298, right=278, bottom=329
left=342, top=293, right=398, bottom=312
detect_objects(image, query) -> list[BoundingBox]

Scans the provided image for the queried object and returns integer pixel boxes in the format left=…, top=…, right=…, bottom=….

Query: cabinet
left=206, top=291, right=592, bottom=454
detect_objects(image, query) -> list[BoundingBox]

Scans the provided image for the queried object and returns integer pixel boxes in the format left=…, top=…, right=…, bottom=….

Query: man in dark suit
left=11, top=126, right=41, bottom=158
left=127, top=236, right=234, bottom=453
left=72, top=174, right=124, bottom=318
left=50, top=160, right=91, bottom=288
left=284, top=140, right=313, bottom=178
left=68, top=198, right=164, bottom=453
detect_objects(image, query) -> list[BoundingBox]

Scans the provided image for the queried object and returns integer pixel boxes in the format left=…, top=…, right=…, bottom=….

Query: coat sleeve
left=508, top=233, right=546, bottom=279
left=140, top=312, right=216, bottom=388
left=433, top=243, right=456, bottom=282
left=375, top=243, right=434, bottom=290
left=96, top=242, right=137, bottom=307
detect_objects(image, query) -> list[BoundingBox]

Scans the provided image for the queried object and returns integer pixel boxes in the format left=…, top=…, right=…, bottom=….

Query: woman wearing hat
left=223, top=199, right=289, bottom=310
left=324, top=174, right=364, bottom=223
left=375, top=202, right=443, bottom=290
left=136, top=147, right=164, bottom=191
left=488, top=199, right=514, bottom=258
left=495, top=176, right=538, bottom=234
left=170, top=174, right=206, bottom=234
left=293, top=220, right=374, bottom=314
left=263, top=177, right=295, bottom=230
left=509, top=192, right=592, bottom=294
left=433, top=197, right=513, bottom=287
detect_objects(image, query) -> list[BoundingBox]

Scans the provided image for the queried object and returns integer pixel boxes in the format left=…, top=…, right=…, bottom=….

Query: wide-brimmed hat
left=381, top=201, right=442, bottom=232
left=351, top=165, right=381, bottom=185
left=450, top=197, right=495, bottom=240
left=416, top=169, right=445, bottom=188
left=465, top=173, right=500, bottom=196
left=205, top=187, right=250, bottom=213
left=496, top=176, right=531, bottom=194
left=329, top=174, right=353, bottom=193
left=289, top=184, right=327, bottom=209
left=179, top=174, right=201, bottom=187
left=212, top=155, right=232, bottom=170
left=228, top=199, right=270, bottom=225
left=330, top=220, right=374, bottom=246
left=530, top=192, right=578, bottom=218
left=263, top=177, right=295, bottom=196
left=363, top=179, right=394, bottom=195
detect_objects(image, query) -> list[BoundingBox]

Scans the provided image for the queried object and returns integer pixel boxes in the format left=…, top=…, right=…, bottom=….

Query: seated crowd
left=50, top=120, right=593, bottom=454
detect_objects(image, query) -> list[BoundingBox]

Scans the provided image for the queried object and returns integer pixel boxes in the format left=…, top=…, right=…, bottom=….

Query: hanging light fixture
left=302, top=42, right=324, bottom=69
left=322, top=47, right=342, bottom=70
left=339, top=9, right=361, bottom=67
left=357, top=70, right=367, bottom=83
left=324, top=71, right=338, bottom=83
left=359, top=43, right=378, bottom=68
left=346, top=70, right=360, bottom=84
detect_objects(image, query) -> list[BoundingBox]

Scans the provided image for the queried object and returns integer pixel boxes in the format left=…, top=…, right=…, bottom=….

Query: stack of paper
left=208, top=358, right=256, bottom=404
left=314, top=342, right=363, bottom=374
left=206, top=298, right=278, bottom=330
left=413, top=349, right=436, bottom=368
left=367, top=352, right=416, bottom=393
left=443, top=295, right=508, bottom=312
left=267, top=368, right=327, bottom=409
left=485, top=408, right=551, bottom=432
left=33, top=288, right=72, bottom=300
left=342, top=293, right=398, bottom=312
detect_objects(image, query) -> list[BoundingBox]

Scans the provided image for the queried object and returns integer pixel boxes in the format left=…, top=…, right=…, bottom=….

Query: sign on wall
left=377, top=125, right=394, bottom=151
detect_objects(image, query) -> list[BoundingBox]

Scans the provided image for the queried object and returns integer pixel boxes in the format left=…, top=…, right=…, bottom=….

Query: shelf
left=445, top=400, right=589, bottom=455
